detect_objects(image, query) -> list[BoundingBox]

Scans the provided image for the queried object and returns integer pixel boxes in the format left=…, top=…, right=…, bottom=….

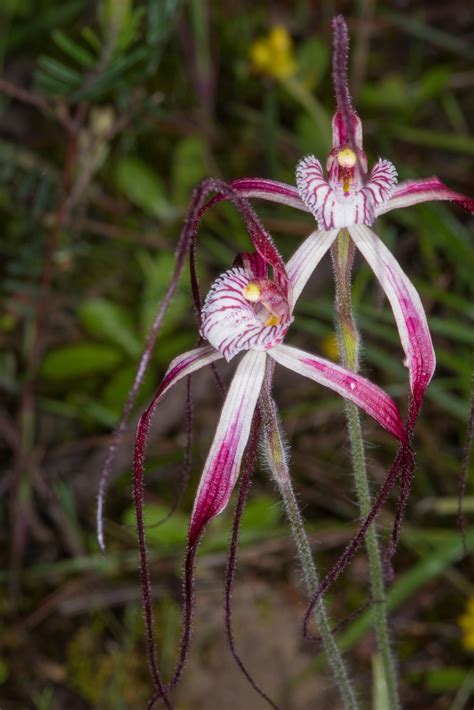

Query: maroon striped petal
left=349, top=225, right=436, bottom=407
left=286, top=228, right=339, bottom=304
left=189, top=350, right=266, bottom=544
left=296, top=156, right=336, bottom=228
left=377, top=176, right=474, bottom=216
left=269, top=343, right=406, bottom=442
left=296, top=155, right=397, bottom=229
left=201, top=268, right=292, bottom=361
left=361, top=158, right=397, bottom=214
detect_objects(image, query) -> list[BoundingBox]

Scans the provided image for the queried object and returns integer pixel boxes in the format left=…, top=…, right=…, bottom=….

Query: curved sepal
left=206, top=177, right=308, bottom=213
left=349, top=224, right=435, bottom=407
left=377, top=176, right=474, bottom=216
left=269, top=343, right=406, bottom=442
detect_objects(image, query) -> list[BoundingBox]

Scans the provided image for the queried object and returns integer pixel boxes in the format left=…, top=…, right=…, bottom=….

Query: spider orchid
left=134, top=208, right=408, bottom=705
left=209, top=15, right=474, bottom=429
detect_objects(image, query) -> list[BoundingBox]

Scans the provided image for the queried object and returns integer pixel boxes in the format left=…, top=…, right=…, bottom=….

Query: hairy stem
left=331, top=229, right=399, bottom=710
left=260, top=370, right=358, bottom=710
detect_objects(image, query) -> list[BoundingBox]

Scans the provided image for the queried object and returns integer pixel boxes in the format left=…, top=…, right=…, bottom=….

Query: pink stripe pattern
left=269, top=344, right=406, bottom=442
left=378, top=176, right=474, bottom=216
left=201, top=268, right=292, bottom=361
left=296, top=155, right=397, bottom=229
left=349, top=225, right=435, bottom=406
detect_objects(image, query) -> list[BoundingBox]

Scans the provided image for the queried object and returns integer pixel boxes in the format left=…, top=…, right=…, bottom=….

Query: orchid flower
left=209, top=16, right=473, bottom=429
left=134, top=203, right=407, bottom=705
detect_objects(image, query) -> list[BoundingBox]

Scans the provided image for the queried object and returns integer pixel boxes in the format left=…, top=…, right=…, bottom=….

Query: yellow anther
left=243, top=282, right=261, bottom=302
left=337, top=147, right=357, bottom=168
left=264, top=314, right=281, bottom=327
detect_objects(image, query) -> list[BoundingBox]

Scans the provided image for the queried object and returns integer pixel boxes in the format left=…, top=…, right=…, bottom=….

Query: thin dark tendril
left=190, top=218, right=227, bottom=397
left=384, top=395, right=424, bottom=575
left=303, top=443, right=414, bottom=640
left=224, top=409, right=279, bottom=709
left=146, top=376, right=194, bottom=531
left=305, top=601, right=372, bottom=650
left=458, top=368, right=474, bottom=556
left=133, top=410, right=172, bottom=708
left=148, top=538, right=199, bottom=709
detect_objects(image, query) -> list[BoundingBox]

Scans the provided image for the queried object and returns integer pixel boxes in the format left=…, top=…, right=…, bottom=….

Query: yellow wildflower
left=249, top=25, right=297, bottom=81
left=458, top=597, right=474, bottom=651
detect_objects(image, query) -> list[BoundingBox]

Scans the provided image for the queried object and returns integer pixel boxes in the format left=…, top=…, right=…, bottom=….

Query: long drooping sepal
left=133, top=346, right=222, bottom=703
left=348, top=224, right=436, bottom=409
left=188, top=350, right=266, bottom=544
left=377, top=176, right=474, bottom=216
left=269, top=344, right=406, bottom=442
left=205, top=177, right=309, bottom=213
left=286, top=228, right=339, bottom=304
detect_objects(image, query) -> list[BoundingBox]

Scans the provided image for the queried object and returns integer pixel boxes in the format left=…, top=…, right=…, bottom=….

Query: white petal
left=189, top=350, right=266, bottom=542
left=349, top=225, right=435, bottom=404
left=286, top=228, right=339, bottom=305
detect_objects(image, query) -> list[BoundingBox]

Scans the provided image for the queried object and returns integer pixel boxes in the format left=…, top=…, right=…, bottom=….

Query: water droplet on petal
left=350, top=381, right=356, bottom=391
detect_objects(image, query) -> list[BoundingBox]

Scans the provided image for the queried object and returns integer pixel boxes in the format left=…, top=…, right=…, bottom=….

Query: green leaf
left=115, top=156, right=175, bottom=220
left=360, top=75, right=409, bottom=111
left=37, top=56, right=82, bottom=85
left=41, top=343, right=123, bottom=380
left=52, top=29, right=95, bottom=67
left=424, top=667, right=470, bottom=692
left=79, top=298, right=141, bottom=358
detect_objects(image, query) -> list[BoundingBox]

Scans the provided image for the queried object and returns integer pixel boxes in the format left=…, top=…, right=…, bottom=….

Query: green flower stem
left=331, top=229, right=400, bottom=710
left=260, top=377, right=358, bottom=710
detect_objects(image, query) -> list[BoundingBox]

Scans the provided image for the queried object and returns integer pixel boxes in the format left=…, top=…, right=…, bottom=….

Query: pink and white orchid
left=138, top=245, right=406, bottom=549
left=209, top=16, right=474, bottom=424
left=134, top=206, right=407, bottom=706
